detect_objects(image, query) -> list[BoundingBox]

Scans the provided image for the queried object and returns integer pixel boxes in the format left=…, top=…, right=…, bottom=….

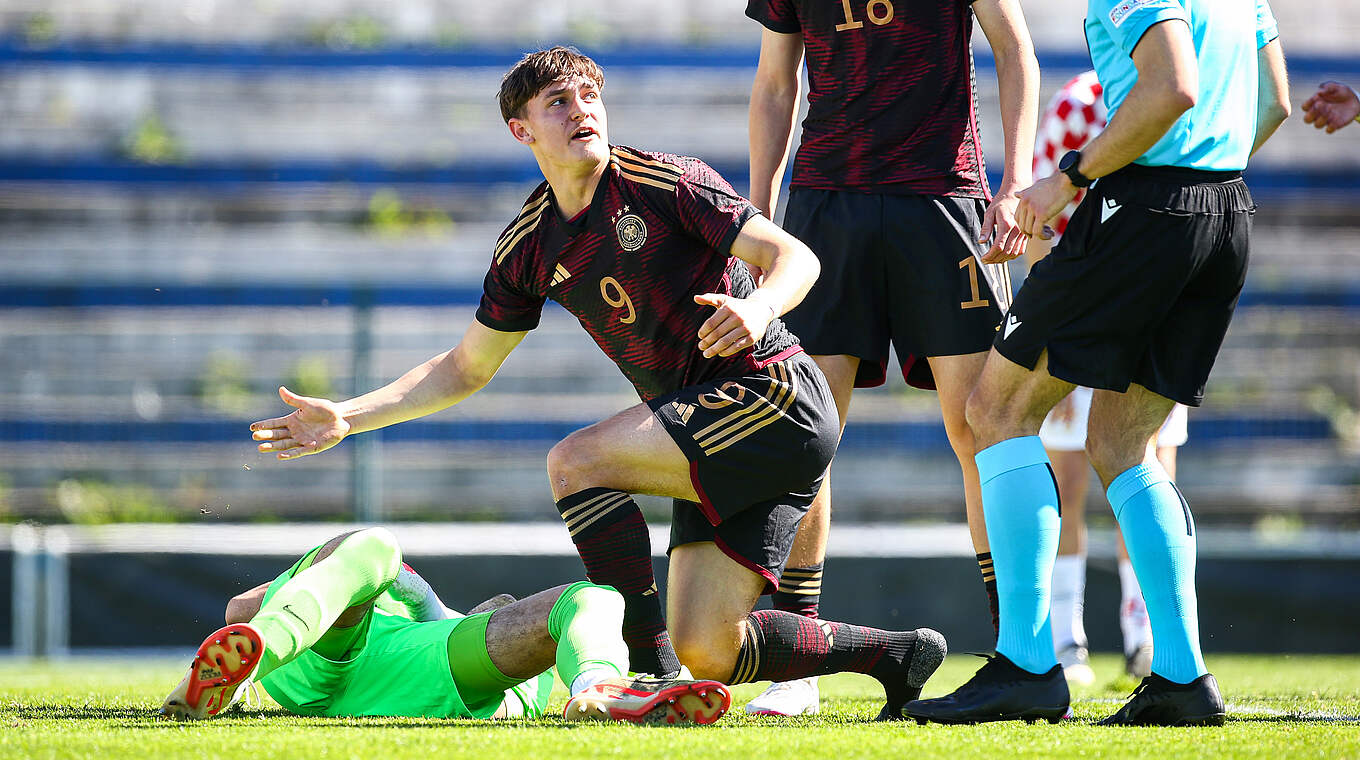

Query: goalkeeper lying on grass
left=159, top=527, right=730, bottom=725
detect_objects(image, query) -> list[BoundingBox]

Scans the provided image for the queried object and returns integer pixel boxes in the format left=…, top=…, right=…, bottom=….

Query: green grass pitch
left=3, top=654, right=1358, bottom=760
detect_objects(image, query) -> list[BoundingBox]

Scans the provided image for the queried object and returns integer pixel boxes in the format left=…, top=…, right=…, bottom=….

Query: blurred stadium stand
left=1, top=0, right=1358, bottom=530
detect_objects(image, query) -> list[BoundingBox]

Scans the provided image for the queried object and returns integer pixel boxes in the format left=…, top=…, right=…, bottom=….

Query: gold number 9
left=599, top=276, right=637, bottom=324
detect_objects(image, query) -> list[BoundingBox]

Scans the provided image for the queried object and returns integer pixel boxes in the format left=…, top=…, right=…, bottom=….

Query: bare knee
left=964, top=387, right=1002, bottom=449
left=671, top=625, right=741, bottom=682
left=546, top=431, right=607, bottom=498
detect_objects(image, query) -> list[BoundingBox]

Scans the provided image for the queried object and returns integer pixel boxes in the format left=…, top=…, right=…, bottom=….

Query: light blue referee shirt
left=1085, top=0, right=1280, bottom=171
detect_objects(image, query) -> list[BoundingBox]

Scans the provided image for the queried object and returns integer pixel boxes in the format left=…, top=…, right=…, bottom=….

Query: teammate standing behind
left=1028, top=70, right=1191, bottom=685
left=745, top=0, right=1038, bottom=716
left=250, top=47, right=947, bottom=721
left=906, top=0, right=1290, bottom=726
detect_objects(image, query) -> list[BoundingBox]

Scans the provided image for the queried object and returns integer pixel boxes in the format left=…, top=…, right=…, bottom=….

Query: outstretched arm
left=695, top=214, right=819, bottom=358
left=251, top=321, right=528, bottom=459
left=974, top=0, right=1040, bottom=264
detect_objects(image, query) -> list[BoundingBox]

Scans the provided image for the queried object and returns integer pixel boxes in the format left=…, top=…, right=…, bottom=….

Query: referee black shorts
left=647, top=350, right=838, bottom=592
left=779, top=189, right=1011, bottom=390
left=996, top=163, right=1254, bottom=407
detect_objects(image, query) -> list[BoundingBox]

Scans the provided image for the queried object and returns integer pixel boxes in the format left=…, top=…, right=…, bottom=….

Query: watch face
left=1059, top=151, right=1079, bottom=172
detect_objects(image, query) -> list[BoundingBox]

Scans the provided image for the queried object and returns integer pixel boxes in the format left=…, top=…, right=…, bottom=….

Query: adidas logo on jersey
left=670, top=402, right=695, bottom=425
left=1003, top=314, right=1022, bottom=340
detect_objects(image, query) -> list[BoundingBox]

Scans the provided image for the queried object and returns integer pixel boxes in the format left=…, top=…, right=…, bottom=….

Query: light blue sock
left=977, top=436, right=1060, bottom=675
left=1108, top=462, right=1207, bottom=684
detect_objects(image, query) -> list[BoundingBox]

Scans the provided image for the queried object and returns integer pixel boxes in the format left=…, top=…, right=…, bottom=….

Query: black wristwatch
left=1058, top=150, right=1093, bottom=189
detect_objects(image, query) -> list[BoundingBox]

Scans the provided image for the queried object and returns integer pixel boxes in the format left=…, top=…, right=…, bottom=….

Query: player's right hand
left=250, top=386, right=350, bottom=460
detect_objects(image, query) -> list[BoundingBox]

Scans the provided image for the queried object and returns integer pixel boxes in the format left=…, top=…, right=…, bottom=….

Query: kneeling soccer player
left=159, top=527, right=730, bottom=724
left=248, top=46, right=947, bottom=720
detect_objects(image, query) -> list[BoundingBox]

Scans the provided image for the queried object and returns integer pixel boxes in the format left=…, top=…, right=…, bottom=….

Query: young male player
left=744, top=0, right=1038, bottom=716
left=905, top=0, right=1290, bottom=726
left=1029, top=70, right=1194, bottom=684
left=159, top=527, right=731, bottom=724
left=249, top=47, right=946, bottom=719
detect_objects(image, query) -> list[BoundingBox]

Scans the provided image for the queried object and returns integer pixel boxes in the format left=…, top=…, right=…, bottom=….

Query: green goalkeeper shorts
left=257, top=543, right=554, bottom=719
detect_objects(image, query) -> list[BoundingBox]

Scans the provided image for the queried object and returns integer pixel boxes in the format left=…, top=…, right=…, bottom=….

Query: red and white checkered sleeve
left=1033, top=72, right=1106, bottom=236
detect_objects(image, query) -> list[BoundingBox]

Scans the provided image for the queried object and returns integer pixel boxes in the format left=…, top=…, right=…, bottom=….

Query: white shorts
left=1038, top=386, right=1189, bottom=452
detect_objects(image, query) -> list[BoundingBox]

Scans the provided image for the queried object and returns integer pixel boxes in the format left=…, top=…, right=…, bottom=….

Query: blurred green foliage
left=23, top=13, right=57, bottom=46
left=308, top=16, right=386, bottom=50
left=198, top=352, right=253, bottom=416
left=122, top=113, right=187, bottom=165
left=286, top=356, right=336, bottom=400
left=367, top=189, right=454, bottom=238
left=54, top=479, right=177, bottom=525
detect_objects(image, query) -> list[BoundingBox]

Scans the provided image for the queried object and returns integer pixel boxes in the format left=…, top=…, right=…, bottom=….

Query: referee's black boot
left=1099, top=673, right=1226, bottom=727
left=901, top=652, right=1069, bottom=725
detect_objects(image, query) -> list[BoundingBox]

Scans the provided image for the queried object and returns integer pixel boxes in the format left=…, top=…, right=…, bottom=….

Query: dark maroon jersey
left=747, top=0, right=988, bottom=198
left=476, top=146, right=801, bottom=402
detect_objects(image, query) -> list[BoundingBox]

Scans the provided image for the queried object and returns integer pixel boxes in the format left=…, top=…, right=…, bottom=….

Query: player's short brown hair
left=497, top=46, right=605, bottom=123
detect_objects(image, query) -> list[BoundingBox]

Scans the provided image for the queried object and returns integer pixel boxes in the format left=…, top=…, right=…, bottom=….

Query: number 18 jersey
left=476, top=146, right=801, bottom=402
left=746, top=0, right=988, bottom=197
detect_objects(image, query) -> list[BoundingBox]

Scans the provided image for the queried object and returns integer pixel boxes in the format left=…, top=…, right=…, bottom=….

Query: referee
left=905, top=0, right=1290, bottom=727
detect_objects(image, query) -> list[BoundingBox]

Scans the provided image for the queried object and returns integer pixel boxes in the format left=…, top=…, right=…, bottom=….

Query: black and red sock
left=772, top=562, right=823, bottom=619
left=729, top=610, right=924, bottom=710
left=556, top=487, right=680, bottom=677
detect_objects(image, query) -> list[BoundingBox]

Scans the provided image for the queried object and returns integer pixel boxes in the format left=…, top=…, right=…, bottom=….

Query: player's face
left=511, top=76, right=609, bottom=169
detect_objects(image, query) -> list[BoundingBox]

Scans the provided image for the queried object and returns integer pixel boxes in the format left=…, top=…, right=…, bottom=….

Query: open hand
left=250, top=386, right=350, bottom=460
left=1302, top=81, right=1360, bottom=133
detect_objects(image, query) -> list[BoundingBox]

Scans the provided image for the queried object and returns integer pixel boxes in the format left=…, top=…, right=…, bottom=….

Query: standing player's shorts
left=997, top=164, right=1253, bottom=407
left=1038, top=386, right=1189, bottom=451
left=257, top=543, right=553, bottom=719
left=780, top=189, right=1011, bottom=389
left=648, top=350, right=838, bottom=591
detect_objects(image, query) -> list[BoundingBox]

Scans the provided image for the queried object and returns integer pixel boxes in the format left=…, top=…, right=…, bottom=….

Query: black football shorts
left=780, top=188, right=1011, bottom=389
left=996, top=163, right=1254, bottom=407
left=648, top=350, right=837, bottom=591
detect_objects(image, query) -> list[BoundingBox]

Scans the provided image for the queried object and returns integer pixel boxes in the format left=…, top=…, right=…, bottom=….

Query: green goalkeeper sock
left=547, top=581, right=628, bottom=694
left=251, top=528, right=402, bottom=679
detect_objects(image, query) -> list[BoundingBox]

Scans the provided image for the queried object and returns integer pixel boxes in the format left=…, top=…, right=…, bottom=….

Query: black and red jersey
left=747, top=0, right=989, bottom=198
left=476, top=146, right=801, bottom=402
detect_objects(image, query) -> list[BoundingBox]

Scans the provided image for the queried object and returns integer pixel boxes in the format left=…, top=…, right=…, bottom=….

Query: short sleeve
left=746, top=0, right=801, bottom=35
left=475, top=251, right=546, bottom=333
left=674, top=162, right=761, bottom=256
left=1255, top=0, right=1279, bottom=48
left=1089, top=0, right=1187, bottom=56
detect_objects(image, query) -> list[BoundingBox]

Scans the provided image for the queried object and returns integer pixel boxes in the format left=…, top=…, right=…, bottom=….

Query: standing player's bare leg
left=905, top=349, right=1074, bottom=724
left=667, top=541, right=945, bottom=720
left=927, top=351, right=998, bottom=634
left=1086, top=385, right=1220, bottom=724
left=745, top=353, right=857, bottom=716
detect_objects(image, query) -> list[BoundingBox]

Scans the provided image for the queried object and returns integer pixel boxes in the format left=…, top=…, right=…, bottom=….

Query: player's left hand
left=1015, top=174, right=1078, bottom=238
left=979, top=192, right=1030, bottom=264
left=694, top=293, right=774, bottom=358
